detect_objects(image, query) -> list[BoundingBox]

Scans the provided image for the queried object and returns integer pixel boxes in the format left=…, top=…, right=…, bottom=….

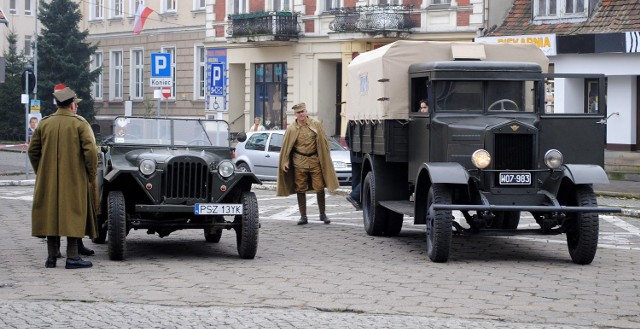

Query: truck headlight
left=471, top=149, right=491, bottom=169
left=544, top=149, right=563, bottom=169
left=218, top=160, right=235, bottom=178
left=139, top=159, right=156, bottom=176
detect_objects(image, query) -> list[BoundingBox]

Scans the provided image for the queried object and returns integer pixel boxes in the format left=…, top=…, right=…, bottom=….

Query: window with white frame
left=24, top=36, right=32, bottom=57
left=131, top=49, right=145, bottom=100
left=25, top=0, right=33, bottom=16
left=162, top=0, right=177, bottom=13
left=323, top=0, right=340, bottom=12
left=111, top=0, right=124, bottom=18
left=430, top=0, right=450, bottom=5
left=272, top=0, right=290, bottom=11
left=91, top=0, right=104, bottom=20
left=194, top=0, right=206, bottom=10
left=9, top=0, right=17, bottom=15
left=130, top=0, right=145, bottom=16
left=161, top=46, right=176, bottom=98
left=92, top=52, right=103, bottom=100
left=231, top=0, right=249, bottom=14
left=534, top=0, right=588, bottom=19
left=110, top=50, right=123, bottom=100
left=195, top=46, right=206, bottom=99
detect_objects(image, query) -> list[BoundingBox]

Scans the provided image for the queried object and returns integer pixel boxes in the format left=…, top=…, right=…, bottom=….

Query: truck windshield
left=433, top=80, right=534, bottom=113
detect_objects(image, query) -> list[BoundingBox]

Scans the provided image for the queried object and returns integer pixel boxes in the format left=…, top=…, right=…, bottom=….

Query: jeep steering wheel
left=187, top=139, right=210, bottom=146
left=488, top=99, right=519, bottom=112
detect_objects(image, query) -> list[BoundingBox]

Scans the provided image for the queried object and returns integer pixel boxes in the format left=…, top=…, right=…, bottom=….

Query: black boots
left=65, top=257, right=93, bottom=269
left=297, top=215, right=308, bottom=225
left=78, top=240, right=95, bottom=256
left=45, top=256, right=57, bottom=268
left=319, top=214, right=331, bottom=224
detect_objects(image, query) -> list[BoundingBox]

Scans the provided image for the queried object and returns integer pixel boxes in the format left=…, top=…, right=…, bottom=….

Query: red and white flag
left=133, top=4, right=155, bottom=35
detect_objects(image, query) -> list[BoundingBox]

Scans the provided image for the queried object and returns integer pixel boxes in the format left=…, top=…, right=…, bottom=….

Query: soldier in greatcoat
left=28, top=86, right=98, bottom=269
left=276, top=102, right=339, bottom=225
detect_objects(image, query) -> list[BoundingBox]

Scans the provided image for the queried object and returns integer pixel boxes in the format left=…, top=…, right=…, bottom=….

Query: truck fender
left=562, top=164, right=610, bottom=185
left=424, top=162, right=470, bottom=184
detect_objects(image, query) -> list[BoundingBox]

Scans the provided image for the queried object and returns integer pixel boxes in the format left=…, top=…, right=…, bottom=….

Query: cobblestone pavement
left=1, top=185, right=639, bottom=328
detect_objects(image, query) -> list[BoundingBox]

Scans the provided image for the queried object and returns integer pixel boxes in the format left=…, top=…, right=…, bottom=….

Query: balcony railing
left=328, top=5, right=415, bottom=34
left=227, top=11, right=300, bottom=41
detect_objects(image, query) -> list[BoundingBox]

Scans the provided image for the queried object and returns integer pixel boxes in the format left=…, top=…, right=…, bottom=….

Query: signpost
left=150, top=53, right=172, bottom=117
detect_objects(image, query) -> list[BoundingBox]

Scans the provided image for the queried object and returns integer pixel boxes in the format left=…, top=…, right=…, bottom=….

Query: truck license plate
left=194, top=204, right=243, bottom=215
left=499, top=172, right=531, bottom=185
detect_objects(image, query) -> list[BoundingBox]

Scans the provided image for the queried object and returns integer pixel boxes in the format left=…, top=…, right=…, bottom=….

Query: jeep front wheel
left=426, top=184, right=453, bottom=263
left=566, top=185, right=599, bottom=265
left=107, top=190, right=127, bottom=261
left=235, top=192, right=259, bottom=259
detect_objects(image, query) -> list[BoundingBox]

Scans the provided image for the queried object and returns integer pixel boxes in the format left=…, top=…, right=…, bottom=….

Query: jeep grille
left=163, top=159, right=210, bottom=202
left=494, top=134, right=534, bottom=170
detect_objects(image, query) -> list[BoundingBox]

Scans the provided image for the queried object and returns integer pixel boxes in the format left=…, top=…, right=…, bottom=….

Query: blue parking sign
left=151, top=53, right=171, bottom=78
left=210, top=63, right=225, bottom=96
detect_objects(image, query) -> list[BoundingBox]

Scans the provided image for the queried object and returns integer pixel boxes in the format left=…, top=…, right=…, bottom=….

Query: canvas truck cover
left=346, top=40, right=549, bottom=121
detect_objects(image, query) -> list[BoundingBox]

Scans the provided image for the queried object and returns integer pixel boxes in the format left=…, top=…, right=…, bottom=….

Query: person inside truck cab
left=419, top=99, right=429, bottom=113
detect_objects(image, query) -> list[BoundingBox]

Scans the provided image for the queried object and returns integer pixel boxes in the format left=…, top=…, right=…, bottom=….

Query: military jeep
left=94, top=116, right=261, bottom=261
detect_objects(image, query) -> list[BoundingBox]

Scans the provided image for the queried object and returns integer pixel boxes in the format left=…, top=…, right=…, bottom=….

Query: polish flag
left=133, top=4, right=154, bottom=35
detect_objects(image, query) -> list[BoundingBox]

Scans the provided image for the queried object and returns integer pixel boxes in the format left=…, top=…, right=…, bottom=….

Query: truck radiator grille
left=494, top=134, right=534, bottom=170
left=164, top=160, right=210, bottom=202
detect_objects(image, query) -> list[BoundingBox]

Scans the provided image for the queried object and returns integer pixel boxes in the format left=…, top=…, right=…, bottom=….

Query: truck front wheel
left=426, top=184, right=453, bottom=262
left=566, top=185, right=599, bottom=265
left=362, top=171, right=403, bottom=236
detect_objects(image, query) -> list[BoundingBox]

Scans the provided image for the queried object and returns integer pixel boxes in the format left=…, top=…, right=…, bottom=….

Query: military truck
left=345, top=41, right=620, bottom=264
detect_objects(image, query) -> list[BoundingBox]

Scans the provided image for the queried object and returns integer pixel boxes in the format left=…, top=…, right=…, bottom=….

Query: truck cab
left=346, top=41, right=620, bottom=264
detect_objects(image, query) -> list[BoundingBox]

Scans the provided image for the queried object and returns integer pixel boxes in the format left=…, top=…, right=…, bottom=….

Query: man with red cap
left=28, top=85, right=98, bottom=269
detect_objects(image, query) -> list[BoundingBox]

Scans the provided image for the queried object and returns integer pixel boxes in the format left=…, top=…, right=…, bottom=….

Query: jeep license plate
left=499, top=172, right=531, bottom=185
left=194, top=204, right=243, bottom=215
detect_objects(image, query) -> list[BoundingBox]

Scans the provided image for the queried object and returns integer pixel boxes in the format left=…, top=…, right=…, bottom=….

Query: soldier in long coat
left=276, top=102, right=339, bottom=225
left=28, top=86, right=98, bottom=269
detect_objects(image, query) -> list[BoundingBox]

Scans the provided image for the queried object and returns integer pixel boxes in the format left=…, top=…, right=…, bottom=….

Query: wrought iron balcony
left=227, top=11, right=300, bottom=42
left=328, top=5, right=415, bottom=35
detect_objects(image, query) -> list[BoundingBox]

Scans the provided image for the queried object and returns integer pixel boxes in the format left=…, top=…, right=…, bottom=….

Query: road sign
left=210, top=63, right=225, bottom=96
left=161, top=87, right=171, bottom=98
left=151, top=53, right=172, bottom=87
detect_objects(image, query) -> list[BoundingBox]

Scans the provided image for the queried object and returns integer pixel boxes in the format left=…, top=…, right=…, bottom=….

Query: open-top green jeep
left=94, top=116, right=260, bottom=261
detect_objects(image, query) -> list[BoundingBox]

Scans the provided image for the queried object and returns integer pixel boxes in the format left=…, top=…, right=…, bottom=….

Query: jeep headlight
left=544, top=149, right=563, bottom=169
left=139, top=159, right=156, bottom=176
left=218, top=160, right=235, bottom=178
left=471, top=149, right=491, bottom=169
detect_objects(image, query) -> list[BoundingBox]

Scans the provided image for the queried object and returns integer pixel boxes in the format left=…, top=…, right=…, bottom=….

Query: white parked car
left=233, top=130, right=352, bottom=185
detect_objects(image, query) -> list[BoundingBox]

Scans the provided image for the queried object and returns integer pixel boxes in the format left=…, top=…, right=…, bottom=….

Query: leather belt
left=294, top=150, right=317, bottom=157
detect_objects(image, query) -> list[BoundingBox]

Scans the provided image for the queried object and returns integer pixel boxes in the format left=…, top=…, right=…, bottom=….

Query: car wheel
left=566, top=185, right=599, bottom=265
left=107, top=190, right=127, bottom=261
left=92, top=214, right=107, bottom=244
left=426, top=184, right=453, bottom=263
left=204, top=227, right=222, bottom=243
left=362, top=171, right=403, bottom=236
left=236, top=192, right=259, bottom=259
left=236, top=162, right=251, bottom=173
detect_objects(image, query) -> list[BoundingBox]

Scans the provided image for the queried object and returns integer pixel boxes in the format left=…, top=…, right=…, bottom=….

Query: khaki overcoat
left=28, top=109, right=99, bottom=239
left=276, top=116, right=339, bottom=196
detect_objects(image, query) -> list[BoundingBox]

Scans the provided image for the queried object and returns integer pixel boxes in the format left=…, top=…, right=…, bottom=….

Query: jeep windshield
left=111, top=116, right=230, bottom=147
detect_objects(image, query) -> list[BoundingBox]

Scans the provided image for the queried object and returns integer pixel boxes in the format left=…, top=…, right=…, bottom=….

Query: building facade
left=481, top=0, right=640, bottom=151
left=79, top=0, right=208, bottom=134
left=206, top=0, right=486, bottom=137
left=0, top=0, right=38, bottom=80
